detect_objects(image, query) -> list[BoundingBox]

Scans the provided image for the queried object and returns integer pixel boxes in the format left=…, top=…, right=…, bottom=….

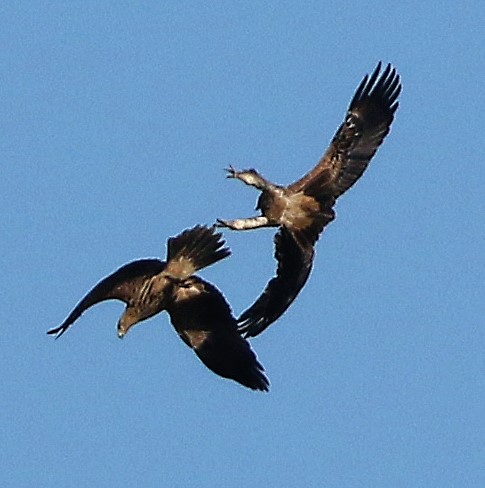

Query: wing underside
left=167, top=277, right=269, bottom=391
left=47, top=259, right=166, bottom=338
left=237, top=227, right=314, bottom=337
left=289, top=62, right=401, bottom=198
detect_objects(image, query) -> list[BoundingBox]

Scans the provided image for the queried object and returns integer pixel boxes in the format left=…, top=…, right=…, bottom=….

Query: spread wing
left=289, top=62, right=401, bottom=198
left=237, top=227, right=315, bottom=338
left=167, top=277, right=269, bottom=391
left=47, top=259, right=166, bottom=338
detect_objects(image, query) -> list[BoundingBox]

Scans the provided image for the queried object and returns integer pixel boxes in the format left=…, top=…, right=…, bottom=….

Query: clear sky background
left=1, top=2, right=484, bottom=487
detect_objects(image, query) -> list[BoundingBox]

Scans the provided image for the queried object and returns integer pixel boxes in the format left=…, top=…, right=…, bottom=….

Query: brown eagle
left=47, top=225, right=269, bottom=391
left=217, top=63, right=401, bottom=338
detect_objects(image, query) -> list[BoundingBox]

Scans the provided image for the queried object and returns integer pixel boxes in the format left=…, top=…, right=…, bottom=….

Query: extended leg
left=216, top=216, right=270, bottom=231
left=225, top=166, right=273, bottom=191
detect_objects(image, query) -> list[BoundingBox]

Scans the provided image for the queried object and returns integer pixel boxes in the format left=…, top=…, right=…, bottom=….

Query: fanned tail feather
left=166, top=225, right=230, bottom=279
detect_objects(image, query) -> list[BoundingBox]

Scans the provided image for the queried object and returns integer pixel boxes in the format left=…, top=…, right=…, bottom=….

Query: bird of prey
left=47, top=225, right=269, bottom=391
left=217, top=62, right=401, bottom=338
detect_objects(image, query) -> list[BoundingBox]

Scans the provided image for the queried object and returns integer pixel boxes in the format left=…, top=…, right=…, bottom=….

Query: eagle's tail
left=165, top=225, right=230, bottom=279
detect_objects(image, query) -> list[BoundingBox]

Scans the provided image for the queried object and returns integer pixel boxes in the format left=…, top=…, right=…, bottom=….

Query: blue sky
left=1, top=2, right=484, bottom=487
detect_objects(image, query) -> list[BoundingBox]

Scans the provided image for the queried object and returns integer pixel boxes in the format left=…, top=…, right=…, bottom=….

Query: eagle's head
left=117, top=307, right=142, bottom=339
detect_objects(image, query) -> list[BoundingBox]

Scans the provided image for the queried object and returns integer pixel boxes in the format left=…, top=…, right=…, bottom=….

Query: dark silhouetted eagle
left=47, top=225, right=269, bottom=391
left=217, top=63, right=401, bottom=337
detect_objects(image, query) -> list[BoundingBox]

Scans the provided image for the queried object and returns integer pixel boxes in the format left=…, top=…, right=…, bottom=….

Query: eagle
left=47, top=225, right=269, bottom=391
left=217, top=63, right=401, bottom=338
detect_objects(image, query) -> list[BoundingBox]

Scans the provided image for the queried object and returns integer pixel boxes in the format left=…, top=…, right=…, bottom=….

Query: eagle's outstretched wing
left=46, top=259, right=166, bottom=338
left=167, top=277, right=269, bottom=391
left=237, top=227, right=315, bottom=338
left=289, top=62, right=401, bottom=198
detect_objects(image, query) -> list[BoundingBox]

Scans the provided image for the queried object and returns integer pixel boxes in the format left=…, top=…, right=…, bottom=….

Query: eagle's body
left=218, top=63, right=401, bottom=337
left=47, top=225, right=269, bottom=391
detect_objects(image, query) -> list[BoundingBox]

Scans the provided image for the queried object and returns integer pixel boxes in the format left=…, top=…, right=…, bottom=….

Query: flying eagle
left=217, top=63, right=401, bottom=338
left=47, top=225, right=269, bottom=391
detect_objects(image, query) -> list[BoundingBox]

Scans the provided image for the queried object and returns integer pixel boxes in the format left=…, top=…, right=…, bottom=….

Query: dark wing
left=47, top=259, right=166, bottom=338
left=289, top=62, right=401, bottom=198
left=166, top=277, right=269, bottom=391
left=238, top=227, right=315, bottom=338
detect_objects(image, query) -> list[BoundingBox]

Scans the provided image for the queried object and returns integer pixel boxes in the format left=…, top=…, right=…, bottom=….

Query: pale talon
left=224, top=165, right=238, bottom=179
left=215, top=219, right=229, bottom=228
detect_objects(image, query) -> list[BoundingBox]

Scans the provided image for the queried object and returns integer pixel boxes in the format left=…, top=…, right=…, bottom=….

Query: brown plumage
left=217, top=63, right=401, bottom=337
left=47, top=225, right=269, bottom=391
